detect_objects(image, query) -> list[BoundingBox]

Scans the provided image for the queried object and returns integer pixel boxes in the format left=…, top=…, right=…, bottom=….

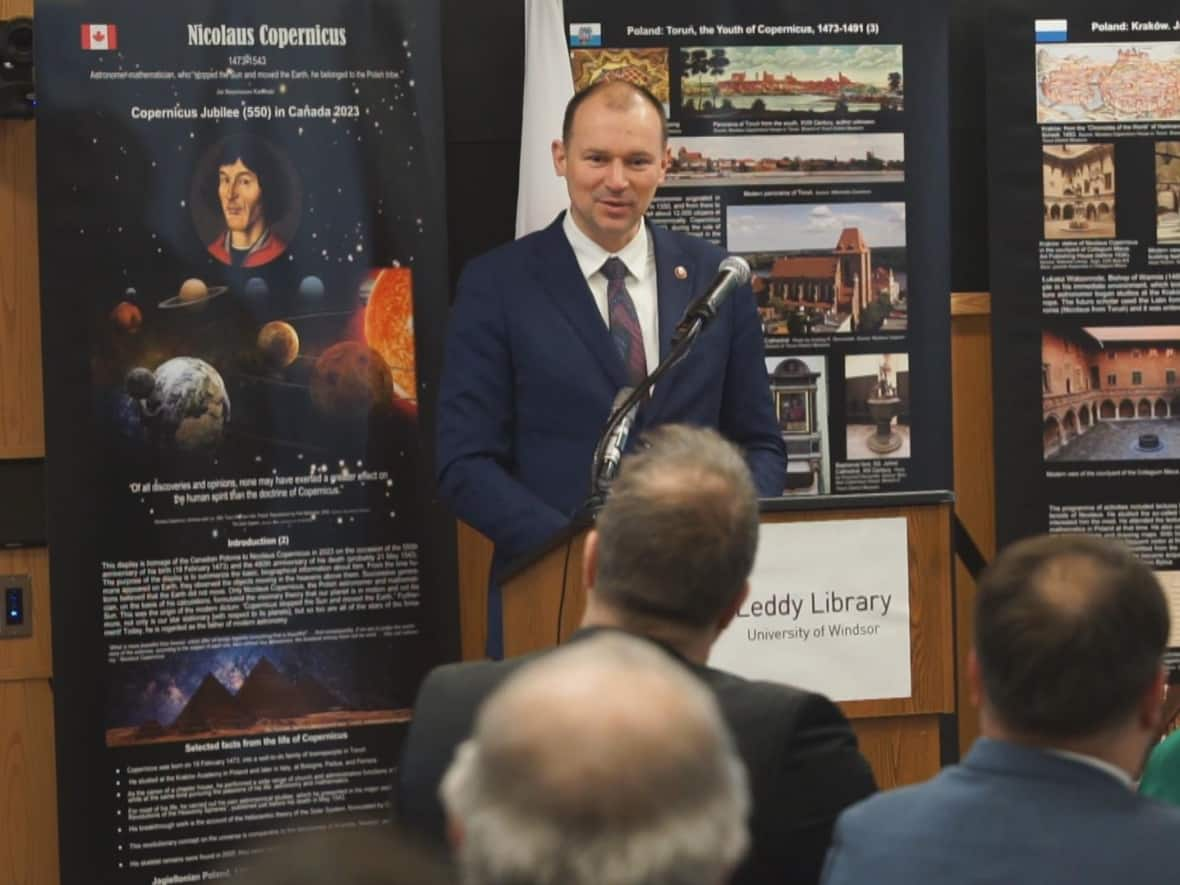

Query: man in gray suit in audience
left=439, top=632, right=751, bottom=885
left=821, top=533, right=1180, bottom=885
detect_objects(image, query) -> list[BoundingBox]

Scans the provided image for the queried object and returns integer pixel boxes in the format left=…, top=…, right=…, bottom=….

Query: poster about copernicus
left=559, top=0, right=951, bottom=498
left=35, top=3, right=457, bottom=883
left=987, top=2, right=1180, bottom=673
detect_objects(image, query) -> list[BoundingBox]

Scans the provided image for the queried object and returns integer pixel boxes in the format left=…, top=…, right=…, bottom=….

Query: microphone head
left=719, top=255, right=751, bottom=286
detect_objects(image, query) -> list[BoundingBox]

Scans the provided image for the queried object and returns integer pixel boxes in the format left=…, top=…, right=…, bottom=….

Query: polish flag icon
left=81, top=24, right=117, bottom=50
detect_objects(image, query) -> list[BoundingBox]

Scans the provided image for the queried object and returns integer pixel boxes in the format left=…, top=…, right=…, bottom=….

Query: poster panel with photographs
left=562, top=0, right=951, bottom=498
left=35, top=3, right=457, bottom=883
left=986, top=3, right=1180, bottom=670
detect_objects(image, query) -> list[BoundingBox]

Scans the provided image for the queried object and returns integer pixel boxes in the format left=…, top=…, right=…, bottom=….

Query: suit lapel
left=530, top=216, right=630, bottom=390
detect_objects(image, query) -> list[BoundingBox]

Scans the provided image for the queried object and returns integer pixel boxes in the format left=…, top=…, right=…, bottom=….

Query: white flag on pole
left=515, top=0, right=575, bottom=239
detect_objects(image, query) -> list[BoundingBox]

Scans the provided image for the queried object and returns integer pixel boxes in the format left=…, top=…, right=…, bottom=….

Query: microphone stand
left=584, top=314, right=710, bottom=515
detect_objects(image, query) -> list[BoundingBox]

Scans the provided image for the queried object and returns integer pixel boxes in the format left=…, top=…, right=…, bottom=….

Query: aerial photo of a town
left=679, top=44, right=903, bottom=121
left=665, top=133, right=903, bottom=187
left=1037, top=42, right=1180, bottom=123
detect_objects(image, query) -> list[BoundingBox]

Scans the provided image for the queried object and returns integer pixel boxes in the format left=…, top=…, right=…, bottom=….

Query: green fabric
left=1140, top=730, right=1180, bottom=805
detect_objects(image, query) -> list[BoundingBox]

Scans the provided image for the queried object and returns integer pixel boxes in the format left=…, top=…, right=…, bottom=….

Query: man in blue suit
left=821, top=533, right=1180, bottom=885
left=437, top=80, right=784, bottom=655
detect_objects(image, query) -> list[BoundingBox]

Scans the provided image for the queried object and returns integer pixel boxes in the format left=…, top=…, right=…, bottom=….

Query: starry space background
left=36, top=4, right=458, bottom=882
left=36, top=2, right=452, bottom=560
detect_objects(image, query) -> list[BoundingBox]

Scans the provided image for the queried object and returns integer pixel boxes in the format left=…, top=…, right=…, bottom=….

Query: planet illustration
left=158, top=278, right=229, bottom=309
left=363, top=268, right=416, bottom=400
left=109, top=301, right=143, bottom=333
left=257, top=321, right=300, bottom=369
left=298, top=275, right=325, bottom=299
left=309, top=341, right=393, bottom=419
left=124, top=367, right=156, bottom=399
left=245, top=277, right=269, bottom=298
left=142, top=357, right=231, bottom=453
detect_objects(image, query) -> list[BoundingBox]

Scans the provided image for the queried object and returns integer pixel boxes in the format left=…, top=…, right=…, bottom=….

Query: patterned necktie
left=601, top=257, right=647, bottom=386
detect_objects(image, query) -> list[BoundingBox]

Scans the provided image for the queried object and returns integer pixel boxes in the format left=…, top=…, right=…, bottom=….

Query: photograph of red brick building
left=1043, top=326, right=1180, bottom=460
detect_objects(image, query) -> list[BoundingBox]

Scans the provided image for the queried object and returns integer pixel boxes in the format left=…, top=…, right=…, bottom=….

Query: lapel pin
left=674, top=265, right=687, bottom=280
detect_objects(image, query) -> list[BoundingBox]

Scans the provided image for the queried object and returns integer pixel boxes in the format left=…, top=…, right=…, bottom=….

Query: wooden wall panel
left=0, top=3, right=42, bottom=458
left=0, top=3, right=56, bottom=883
left=0, top=547, right=50, bottom=680
left=0, top=680, right=60, bottom=885
left=950, top=297, right=996, bottom=756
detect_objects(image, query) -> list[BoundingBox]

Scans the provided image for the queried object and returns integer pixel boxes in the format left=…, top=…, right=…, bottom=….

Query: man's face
left=218, top=158, right=264, bottom=233
left=552, top=90, right=669, bottom=253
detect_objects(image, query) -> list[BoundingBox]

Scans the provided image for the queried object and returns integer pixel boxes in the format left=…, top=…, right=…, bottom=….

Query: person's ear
left=446, top=815, right=464, bottom=849
left=581, top=529, right=600, bottom=590
left=966, top=649, right=984, bottom=709
left=716, top=583, right=749, bottom=632
left=1140, top=666, right=1167, bottom=732
left=552, top=138, right=567, bottom=176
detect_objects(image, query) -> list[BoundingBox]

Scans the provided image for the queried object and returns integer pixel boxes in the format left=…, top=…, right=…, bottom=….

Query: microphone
left=673, top=255, right=751, bottom=344
left=596, top=386, right=638, bottom=487
left=586, top=258, right=751, bottom=513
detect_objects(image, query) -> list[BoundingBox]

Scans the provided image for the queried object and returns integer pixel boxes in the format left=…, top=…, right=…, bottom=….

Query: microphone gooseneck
left=586, top=256, right=752, bottom=514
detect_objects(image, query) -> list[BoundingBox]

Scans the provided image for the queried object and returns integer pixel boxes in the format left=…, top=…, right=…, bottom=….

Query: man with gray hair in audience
left=440, top=632, right=750, bottom=885
left=821, top=533, right=1180, bottom=885
left=398, top=424, right=876, bottom=885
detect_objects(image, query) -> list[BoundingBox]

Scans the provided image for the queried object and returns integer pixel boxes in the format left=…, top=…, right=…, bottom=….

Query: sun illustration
left=362, top=268, right=416, bottom=401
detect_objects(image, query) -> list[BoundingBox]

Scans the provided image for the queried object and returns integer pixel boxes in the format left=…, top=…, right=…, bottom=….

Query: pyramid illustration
left=237, top=656, right=316, bottom=718
left=171, top=673, right=255, bottom=732
left=294, top=672, right=345, bottom=712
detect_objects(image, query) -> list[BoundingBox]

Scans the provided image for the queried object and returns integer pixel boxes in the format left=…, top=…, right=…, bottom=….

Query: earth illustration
left=143, top=357, right=231, bottom=453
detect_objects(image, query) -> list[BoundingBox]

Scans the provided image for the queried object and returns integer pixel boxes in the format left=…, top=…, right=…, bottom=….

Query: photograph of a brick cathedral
left=727, top=202, right=907, bottom=336
left=1043, top=326, right=1180, bottom=461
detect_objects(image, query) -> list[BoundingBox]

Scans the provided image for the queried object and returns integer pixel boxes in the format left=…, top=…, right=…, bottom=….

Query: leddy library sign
left=709, top=517, right=911, bottom=702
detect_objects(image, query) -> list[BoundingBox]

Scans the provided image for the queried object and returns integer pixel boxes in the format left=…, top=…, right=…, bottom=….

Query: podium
left=462, top=492, right=955, bottom=790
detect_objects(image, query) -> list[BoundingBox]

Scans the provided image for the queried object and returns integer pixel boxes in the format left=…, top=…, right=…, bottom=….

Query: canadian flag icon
left=81, top=24, right=118, bottom=50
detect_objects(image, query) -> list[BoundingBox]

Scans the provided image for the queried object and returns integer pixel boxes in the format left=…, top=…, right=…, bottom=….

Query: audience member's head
left=972, top=533, right=1169, bottom=760
left=229, top=827, right=455, bottom=885
left=440, top=632, right=750, bottom=885
left=582, top=424, right=759, bottom=658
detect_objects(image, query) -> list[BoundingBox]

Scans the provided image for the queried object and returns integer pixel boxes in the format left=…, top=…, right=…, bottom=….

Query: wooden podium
left=466, top=492, right=955, bottom=790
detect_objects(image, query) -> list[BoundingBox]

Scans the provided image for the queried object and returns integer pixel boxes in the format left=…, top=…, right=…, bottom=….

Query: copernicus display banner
left=986, top=2, right=1180, bottom=670
left=35, top=3, right=457, bottom=882
left=544, top=0, right=952, bottom=498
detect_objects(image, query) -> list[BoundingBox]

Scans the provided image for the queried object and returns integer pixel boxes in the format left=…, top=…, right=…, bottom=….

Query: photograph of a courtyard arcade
left=1042, top=144, right=1116, bottom=240
left=1044, top=326, right=1180, bottom=461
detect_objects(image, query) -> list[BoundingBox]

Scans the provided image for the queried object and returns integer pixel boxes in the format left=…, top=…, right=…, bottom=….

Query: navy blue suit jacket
left=436, top=216, right=785, bottom=652
left=821, top=737, right=1180, bottom=885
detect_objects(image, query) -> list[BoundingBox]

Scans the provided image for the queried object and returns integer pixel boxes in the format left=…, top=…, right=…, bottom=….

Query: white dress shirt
left=563, top=212, right=660, bottom=375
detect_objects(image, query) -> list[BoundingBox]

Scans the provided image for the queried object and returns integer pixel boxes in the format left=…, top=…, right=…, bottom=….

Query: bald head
left=440, top=633, right=749, bottom=885
left=975, top=533, right=1169, bottom=739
